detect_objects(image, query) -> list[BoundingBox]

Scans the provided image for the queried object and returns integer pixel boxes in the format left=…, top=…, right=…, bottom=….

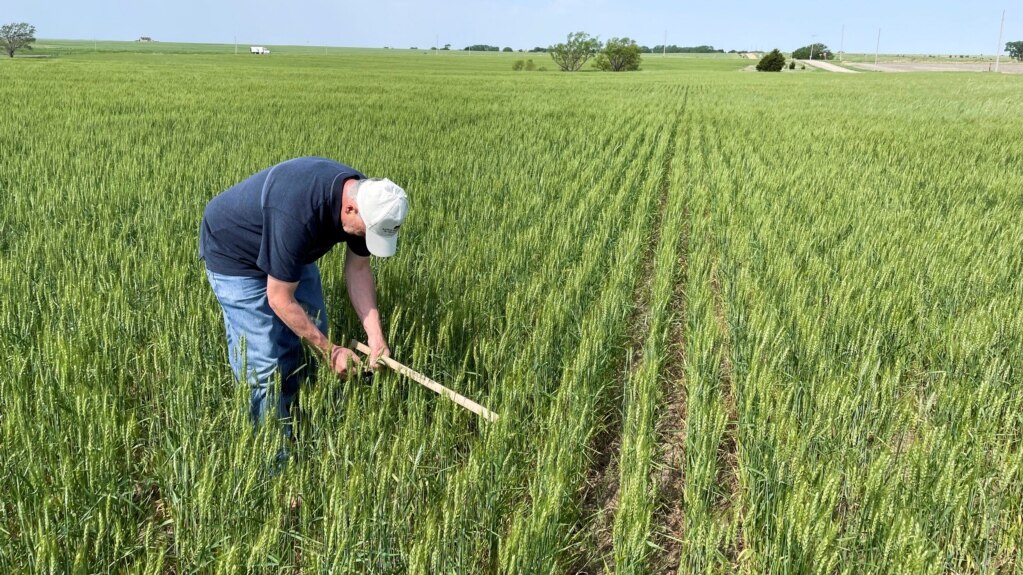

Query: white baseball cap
left=356, top=178, right=409, bottom=257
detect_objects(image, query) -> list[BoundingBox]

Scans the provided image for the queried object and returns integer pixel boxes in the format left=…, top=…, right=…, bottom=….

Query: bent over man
left=199, top=156, right=409, bottom=432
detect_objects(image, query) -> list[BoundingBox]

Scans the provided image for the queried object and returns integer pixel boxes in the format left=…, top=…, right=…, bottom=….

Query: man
left=199, top=156, right=409, bottom=432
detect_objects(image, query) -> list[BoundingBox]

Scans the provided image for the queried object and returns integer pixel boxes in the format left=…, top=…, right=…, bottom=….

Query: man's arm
left=266, top=275, right=359, bottom=373
left=344, top=246, right=390, bottom=366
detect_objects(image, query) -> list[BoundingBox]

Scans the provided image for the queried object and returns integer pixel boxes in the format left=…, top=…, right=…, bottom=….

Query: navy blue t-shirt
left=199, top=157, right=370, bottom=282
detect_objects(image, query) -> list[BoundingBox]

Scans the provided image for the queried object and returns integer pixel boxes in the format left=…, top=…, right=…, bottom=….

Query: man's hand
left=367, top=337, right=391, bottom=370
left=330, top=346, right=361, bottom=376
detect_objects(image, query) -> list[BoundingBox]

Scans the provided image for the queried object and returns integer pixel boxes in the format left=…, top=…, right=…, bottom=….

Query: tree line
left=647, top=44, right=723, bottom=53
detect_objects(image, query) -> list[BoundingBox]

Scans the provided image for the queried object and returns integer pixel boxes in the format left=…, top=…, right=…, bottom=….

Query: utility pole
left=663, top=30, right=667, bottom=57
left=809, top=34, right=817, bottom=60
left=995, top=10, right=1006, bottom=72
left=840, top=25, right=845, bottom=61
left=874, top=28, right=881, bottom=66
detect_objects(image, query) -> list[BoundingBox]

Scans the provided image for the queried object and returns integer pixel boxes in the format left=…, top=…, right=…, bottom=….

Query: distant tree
left=1, top=22, right=36, bottom=58
left=756, top=49, right=786, bottom=72
left=502, top=47, right=513, bottom=52
left=442, top=44, right=451, bottom=50
left=639, top=45, right=652, bottom=53
left=548, top=31, right=600, bottom=71
left=529, top=46, right=547, bottom=53
left=792, top=43, right=833, bottom=60
left=650, top=44, right=724, bottom=54
left=464, top=44, right=499, bottom=52
left=594, top=37, right=642, bottom=71
left=1006, top=41, right=1023, bottom=61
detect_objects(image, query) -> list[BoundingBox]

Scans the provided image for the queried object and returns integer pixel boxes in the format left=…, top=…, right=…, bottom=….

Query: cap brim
left=365, top=231, right=398, bottom=257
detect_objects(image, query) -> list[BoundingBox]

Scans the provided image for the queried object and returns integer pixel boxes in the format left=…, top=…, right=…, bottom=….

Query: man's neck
left=340, top=178, right=358, bottom=221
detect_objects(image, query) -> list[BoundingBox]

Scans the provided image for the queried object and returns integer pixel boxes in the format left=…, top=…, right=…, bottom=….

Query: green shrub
left=593, top=37, right=642, bottom=72
left=756, top=49, right=786, bottom=72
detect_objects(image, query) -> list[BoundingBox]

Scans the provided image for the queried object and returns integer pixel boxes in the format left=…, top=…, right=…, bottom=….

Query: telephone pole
left=995, top=10, right=1006, bottom=72
left=874, top=28, right=881, bottom=66
left=840, top=25, right=845, bottom=61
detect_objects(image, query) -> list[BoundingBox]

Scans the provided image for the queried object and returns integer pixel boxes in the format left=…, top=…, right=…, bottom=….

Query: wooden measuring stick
left=349, top=340, right=499, bottom=423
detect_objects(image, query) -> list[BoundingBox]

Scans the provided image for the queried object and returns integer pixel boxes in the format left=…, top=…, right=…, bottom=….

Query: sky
left=7, top=1, right=1019, bottom=55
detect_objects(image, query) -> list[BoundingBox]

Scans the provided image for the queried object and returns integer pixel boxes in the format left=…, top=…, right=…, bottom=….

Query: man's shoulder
left=266, top=157, right=363, bottom=200
left=275, top=156, right=360, bottom=176
left=263, top=158, right=361, bottom=226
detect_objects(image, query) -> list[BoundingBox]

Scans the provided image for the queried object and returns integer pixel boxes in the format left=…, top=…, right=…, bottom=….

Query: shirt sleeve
left=346, top=234, right=371, bottom=258
left=257, top=208, right=310, bottom=282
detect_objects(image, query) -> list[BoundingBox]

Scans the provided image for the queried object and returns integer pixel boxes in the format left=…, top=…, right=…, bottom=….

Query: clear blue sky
left=8, top=1, right=1018, bottom=55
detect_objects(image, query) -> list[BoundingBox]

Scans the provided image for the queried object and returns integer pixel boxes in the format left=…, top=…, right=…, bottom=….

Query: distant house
left=137, top=37, right=153, bottom=43
left=250, top=46, right=271, bottom=55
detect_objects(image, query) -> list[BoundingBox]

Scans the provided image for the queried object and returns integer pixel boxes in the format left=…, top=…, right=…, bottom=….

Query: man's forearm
left=271, top=297, right=332, bottom=356
left=346, top=262, right=385, bottom=343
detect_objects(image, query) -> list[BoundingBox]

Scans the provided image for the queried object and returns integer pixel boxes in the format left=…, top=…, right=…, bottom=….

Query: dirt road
left=847, top=61, right=1023, bottom=74
left=799, top=59, right=858, bottom=73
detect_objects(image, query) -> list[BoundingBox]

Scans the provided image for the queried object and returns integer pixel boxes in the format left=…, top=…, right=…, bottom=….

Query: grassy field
left=1, top=43, right=1021, bottom=574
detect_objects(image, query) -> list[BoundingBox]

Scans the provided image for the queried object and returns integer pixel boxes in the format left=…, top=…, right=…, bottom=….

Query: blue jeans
left=205, top=265, right=327, bottom=434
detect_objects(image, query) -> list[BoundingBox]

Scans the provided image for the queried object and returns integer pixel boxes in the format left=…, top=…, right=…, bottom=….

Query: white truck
left=249, top=46, right=271, bottom=55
